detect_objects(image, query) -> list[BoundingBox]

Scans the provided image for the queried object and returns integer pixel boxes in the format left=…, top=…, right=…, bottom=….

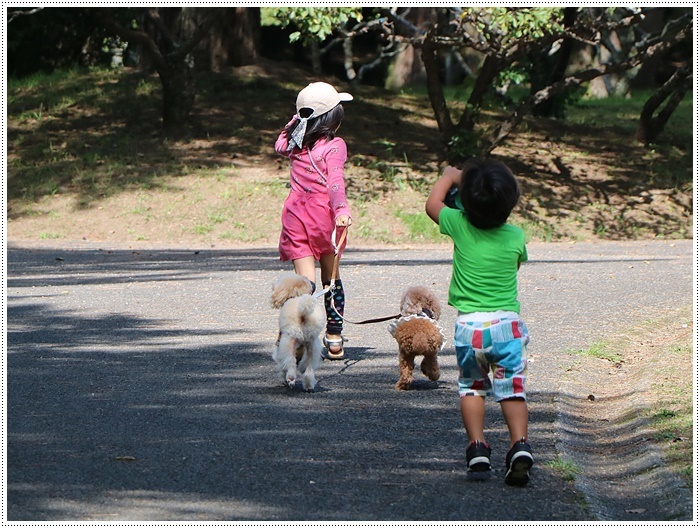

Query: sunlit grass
left=567, top=340, right=623, bottom=364
left=546, top=456, right=582, bottom=481
left=395, top=209, right=442, bottom=242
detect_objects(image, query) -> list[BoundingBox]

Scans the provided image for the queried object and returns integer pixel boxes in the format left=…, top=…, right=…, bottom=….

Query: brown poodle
left=388, top=286, right=445, bottom=390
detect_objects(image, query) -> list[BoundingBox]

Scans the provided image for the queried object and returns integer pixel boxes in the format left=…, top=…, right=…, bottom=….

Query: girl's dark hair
left=285, top=104, right=345, bottom=149
left=458, top=158, right=520, bottom=229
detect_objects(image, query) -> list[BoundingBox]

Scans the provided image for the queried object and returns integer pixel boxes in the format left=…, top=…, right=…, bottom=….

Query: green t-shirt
left=439, top=207, right=527, bottom=314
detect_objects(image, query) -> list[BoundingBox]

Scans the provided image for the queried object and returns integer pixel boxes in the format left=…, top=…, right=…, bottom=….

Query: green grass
left=568, top=341, right=623, bottom=364
left=570, top=90, right=692, bottom=140
left=546, top=456, right=582, bottom=481
left=395, top=209, right=442, bottom=242
left=645, top=336, right=693, bottom=487
left=515, top=219, right=554, bottom=243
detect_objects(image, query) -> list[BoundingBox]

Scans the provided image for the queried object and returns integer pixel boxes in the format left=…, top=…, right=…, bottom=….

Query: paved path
left=6, top=239, right=693, bottom=521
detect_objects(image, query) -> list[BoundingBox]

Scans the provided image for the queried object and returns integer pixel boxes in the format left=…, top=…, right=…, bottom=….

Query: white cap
left=296, top=82, right=353, bottom=118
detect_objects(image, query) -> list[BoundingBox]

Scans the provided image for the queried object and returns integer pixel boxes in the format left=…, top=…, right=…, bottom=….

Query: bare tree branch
left=635, top=67, right=692, bottom=143
left=7, top=7, right=44, bottom=23
left=483, top=19, right=693, bottom=152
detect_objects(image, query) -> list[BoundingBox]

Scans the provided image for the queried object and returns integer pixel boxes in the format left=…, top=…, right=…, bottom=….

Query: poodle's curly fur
left=271, top=272, right=325, bottom=392
left=388, top=286, right=445, bottom=390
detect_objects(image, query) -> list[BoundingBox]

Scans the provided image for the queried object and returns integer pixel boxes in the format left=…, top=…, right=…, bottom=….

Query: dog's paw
left=285, top=377, right=297, bottom=388
left=395, top=380, right=412, bottom=391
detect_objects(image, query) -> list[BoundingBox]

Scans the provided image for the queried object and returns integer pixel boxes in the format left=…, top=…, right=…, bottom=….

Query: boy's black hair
left=458, top=158, right=520, bottom=229
left=286, top=104, right=345, bottom=149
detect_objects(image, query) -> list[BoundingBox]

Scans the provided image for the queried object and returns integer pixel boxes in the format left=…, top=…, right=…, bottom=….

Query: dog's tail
left=296, top=294, right=317, bottom=317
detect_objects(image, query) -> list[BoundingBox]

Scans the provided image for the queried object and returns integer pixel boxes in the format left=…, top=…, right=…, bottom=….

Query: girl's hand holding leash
left=336, top=215, right=352, bottom=227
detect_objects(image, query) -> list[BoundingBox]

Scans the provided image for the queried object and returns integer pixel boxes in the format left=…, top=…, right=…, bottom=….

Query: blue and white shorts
left=454, top=312, right=529, bottom=401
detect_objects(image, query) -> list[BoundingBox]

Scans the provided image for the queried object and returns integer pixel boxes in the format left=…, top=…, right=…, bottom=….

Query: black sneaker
left=466, top=440, right=492, bottom=472
left=505, top=438, right=534, bottom=486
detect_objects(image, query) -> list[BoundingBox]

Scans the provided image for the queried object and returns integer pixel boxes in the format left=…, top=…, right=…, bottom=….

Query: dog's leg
left=420, top=354, right=441, bottom=381
left=396, top=353, right=415, bottom=390
left=277, top=335, right=298, bottom=388
left=300, top=341, right=321, bottom=392
left=302, top=365, right=317, bottom=392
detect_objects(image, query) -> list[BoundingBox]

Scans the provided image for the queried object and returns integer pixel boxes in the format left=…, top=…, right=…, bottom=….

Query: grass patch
left=645, top=333, right=693, bottom=487
left=395, top=209, right=442, bottom=242
left=565, top=311, right=693, bottom=490
left=546, top=456, right=582, bottom=481
left=567, top=341, right=623, bottom=364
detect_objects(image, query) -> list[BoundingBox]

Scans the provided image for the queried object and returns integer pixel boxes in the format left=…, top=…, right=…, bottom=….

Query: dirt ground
left=6, top=58, right=693, bottom=247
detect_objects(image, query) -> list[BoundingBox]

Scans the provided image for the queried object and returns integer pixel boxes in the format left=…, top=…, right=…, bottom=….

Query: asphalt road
left=5, top=239, right=694, bottom=521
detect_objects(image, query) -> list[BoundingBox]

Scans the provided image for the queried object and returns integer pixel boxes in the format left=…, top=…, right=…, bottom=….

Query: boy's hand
left=443, top=165, right=462, bottom=186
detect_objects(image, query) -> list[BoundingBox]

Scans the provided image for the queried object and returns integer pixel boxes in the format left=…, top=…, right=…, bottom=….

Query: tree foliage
left=263, top=7, right=362, bottom=45
left=8, top=6, right=692, bottom=154
left=262, top=7, right=362, bottom=74
left=369, top=6, right=693, bottom=162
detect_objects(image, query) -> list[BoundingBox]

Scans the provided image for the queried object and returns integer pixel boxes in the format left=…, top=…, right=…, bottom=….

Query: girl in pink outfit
left=274, top=82, right=353, bottom=359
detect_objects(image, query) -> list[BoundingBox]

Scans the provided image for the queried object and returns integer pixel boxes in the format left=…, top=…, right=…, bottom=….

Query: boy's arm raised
left=426, top=166, right=461, bottom=224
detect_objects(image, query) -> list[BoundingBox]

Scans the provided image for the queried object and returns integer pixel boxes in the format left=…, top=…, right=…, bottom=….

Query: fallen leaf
left=115, top=456, right=136, bottom=461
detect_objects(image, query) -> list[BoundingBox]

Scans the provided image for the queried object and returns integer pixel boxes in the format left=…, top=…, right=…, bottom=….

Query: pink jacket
left=275, top=126, right=352, bottom=221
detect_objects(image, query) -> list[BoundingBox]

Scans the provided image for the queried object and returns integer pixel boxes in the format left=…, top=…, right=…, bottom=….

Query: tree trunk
left=230, top=7, right=260, bottom=67
left=532, top=7, right=578, bottom=117
left=635, top=67, right=691, bottom=144
left=385, top=7, right=431, bottom=89
left=457, top=54, right=502, bottom=131
left=343, top=36, right=357, bottom=81
left=310, top=40, right=322, bottom=75
left=421, top=30, right=455, bottom=145
left=159, top=57, right=196, bottom=132
left=95, top=7, right=217, bottom=130
left=179, top=7, right=259, bottom=71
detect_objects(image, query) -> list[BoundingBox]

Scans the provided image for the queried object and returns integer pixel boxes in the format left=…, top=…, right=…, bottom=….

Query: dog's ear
left=291, top=278, right=313, bottom=299
left=271, top=274, right=313, bottom=308
left=422, top=289, right=442, bottom=320
left=429, top=295, right=441, bottom=320
left=271, top=274, right=293, bottom=308
left=271, top=283, right=288, bottom=309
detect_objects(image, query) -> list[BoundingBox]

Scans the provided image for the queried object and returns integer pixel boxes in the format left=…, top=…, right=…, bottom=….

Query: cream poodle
left=270, top=272, right=325, bottom=392
left=388, top=286, right=445, bottom=390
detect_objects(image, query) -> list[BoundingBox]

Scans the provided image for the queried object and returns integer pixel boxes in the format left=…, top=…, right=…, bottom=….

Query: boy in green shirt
left=426, top=159, right=532, bottom=486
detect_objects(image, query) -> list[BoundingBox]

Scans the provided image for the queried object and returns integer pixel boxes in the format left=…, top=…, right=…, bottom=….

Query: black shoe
left=466, top=440, right=492, bottom=472
left=505, top=438, right=533, bottom=486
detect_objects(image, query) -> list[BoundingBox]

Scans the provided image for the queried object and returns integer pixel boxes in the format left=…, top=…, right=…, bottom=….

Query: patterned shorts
left=454, top=314, right=529, bottom=401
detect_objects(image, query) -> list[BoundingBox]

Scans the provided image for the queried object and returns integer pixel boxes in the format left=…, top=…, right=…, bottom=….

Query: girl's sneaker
left=466, top=440, right=491, bottom=472
left=505, top=438, right=534, bottom=486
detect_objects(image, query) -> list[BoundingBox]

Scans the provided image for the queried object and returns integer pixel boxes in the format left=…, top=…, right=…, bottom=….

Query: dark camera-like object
left=444, top=185, right=463, bottom=211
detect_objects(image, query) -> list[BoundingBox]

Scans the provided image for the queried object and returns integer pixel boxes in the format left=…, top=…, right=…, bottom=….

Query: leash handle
left=330, top=225, right=348, bottom=282
left=314, top=225, right=348, bottom=299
